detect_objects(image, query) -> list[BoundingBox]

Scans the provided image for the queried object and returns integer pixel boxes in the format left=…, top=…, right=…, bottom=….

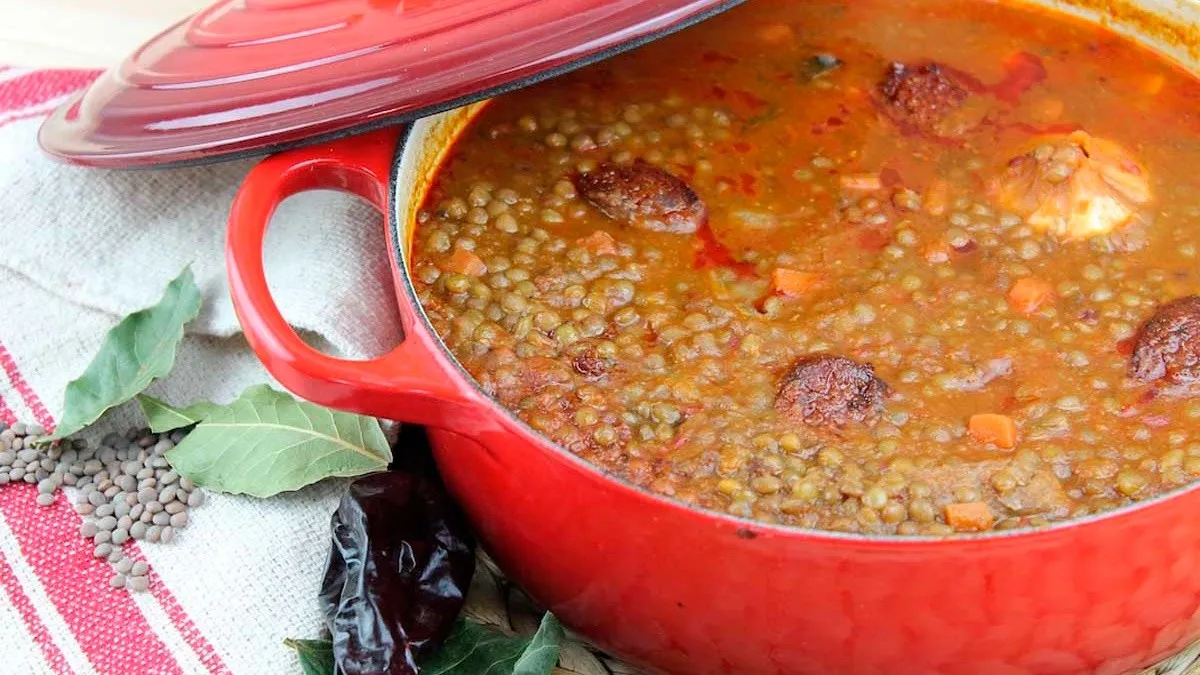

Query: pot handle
left=226, top=128, right=486, bottom=433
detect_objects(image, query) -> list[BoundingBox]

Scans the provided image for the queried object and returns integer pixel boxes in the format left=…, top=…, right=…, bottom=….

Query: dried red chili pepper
left=319, top=427, right=476, bottom=675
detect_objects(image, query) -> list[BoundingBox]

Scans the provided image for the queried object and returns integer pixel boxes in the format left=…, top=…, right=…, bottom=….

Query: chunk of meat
left=996, top=468, right=1071, bottom=517
left=1129, top=296, right=1200, bottom=388
left=992, top=131, right=1152, bottom=242
left=519, top=357, right=572, bottom=391
left=574, top=161, right=707, bottom=234
left=576, top=231, right=618, bottom=256
left=880, top=62, right=970, bottom=134
left=936, top=358, right=1013, bottom=392
left=775, top=355, right=888, bottom=429
left=908, top=459, right=1071, bottom=519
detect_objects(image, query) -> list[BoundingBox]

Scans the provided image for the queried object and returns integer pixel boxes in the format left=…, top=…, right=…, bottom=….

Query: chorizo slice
left=880, top=62, right=970, bottom=135
left=1129, top=296, right=1200, bottom=388
left=775, top=355, right=888, bottom=429
left=571, top=348, right=608, bottom=379
left=574, top=161, right=706, bottom=234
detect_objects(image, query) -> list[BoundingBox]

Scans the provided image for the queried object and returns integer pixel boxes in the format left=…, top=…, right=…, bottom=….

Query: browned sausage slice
left=571, top=349, right=608, bottom=378
left=776, top=355, right=889, bottom=428
left=1129, top=296, right=1200, bottom=388
left=880, top=62, right=969, bottom=134
left=575, top=161, right=706, bottom=234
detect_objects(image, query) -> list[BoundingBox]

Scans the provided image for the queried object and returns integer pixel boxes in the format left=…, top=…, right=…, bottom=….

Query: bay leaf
left=240, top=383, right=294, bottom=403
left=137, top=384, right=292, bottom=433
left=284, top=638, right=334, bottom=675
left=136, top=394, right=217, bottom=433
left=799, top=53, right=843, bottom=81
left=422, top=613, right=563, bottom=675
left=164, top=384, right=391, bottom=498
left=49, top=266, right=202, bottom=440
left=138, top=384, right=292, bottom=433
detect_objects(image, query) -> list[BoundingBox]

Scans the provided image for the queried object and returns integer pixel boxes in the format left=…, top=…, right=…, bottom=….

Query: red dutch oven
left=221, top=117, right=1200, bottom=675
left=37, top=0, right=1200, bottom=673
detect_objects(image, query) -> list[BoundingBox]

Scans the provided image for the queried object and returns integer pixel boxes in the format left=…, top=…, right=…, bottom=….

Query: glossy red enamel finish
left=227, top=133, right=1200, bottom=675
left=225, top=128, right=486, bottom=433
left=37, top=0, right=742, bottom=169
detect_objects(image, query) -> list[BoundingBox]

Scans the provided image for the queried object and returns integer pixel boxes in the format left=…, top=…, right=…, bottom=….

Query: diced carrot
left=758, top=23, right=795, bottom=45
left=1142, top=73, right=1166, bottom=96
left=1007, top=277, right=1055, bottom=314
left=445, top=248, right=487, bottom=276
left=839, top=173, right=883, bottom=191
left=770, top=269, right=825, bottom=297
left=969, top=413, right=1018, bottom=449
left=924, top=179, right=950, bottom=216
left=945, top=502, right=994, bottom=532
left=577, top=231, right=618, bottom=256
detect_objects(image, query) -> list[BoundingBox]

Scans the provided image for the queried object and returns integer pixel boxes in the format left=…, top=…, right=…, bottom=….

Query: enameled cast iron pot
left=225, top=2, right=1200, bottom=673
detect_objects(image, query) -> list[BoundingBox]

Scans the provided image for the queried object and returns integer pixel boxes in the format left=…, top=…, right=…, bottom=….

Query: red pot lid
left=37, top=0, right=744, bottom=169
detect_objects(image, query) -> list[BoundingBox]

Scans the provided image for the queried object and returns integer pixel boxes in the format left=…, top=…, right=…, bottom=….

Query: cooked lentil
left=411, top=0, right=1200, bottom=534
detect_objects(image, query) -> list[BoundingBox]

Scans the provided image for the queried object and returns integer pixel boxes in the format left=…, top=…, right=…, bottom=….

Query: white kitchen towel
left=0, top=67, right=407, bottom=675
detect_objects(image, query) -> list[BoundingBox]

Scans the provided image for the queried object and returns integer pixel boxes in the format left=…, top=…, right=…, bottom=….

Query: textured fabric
left=0, top=66, right=406, bottom=675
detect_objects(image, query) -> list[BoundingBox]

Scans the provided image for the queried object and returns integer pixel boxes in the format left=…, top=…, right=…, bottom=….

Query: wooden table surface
left=0, top=0, right=209, bottom=69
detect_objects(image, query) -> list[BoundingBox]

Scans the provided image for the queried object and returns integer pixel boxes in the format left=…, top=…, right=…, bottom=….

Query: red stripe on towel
left=0, top=337, right=232, bottom=675
left=0, top=549, right=75, bottom=675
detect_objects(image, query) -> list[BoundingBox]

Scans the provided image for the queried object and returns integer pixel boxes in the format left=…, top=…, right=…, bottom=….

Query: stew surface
left=410, top=0, right=1200, bottom=535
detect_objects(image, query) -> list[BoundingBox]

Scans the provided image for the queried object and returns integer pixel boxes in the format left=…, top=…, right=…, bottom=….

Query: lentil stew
left=410, top=0, right=1200, bottom=535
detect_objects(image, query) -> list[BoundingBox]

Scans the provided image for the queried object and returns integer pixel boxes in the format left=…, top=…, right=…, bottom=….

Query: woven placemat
left=1147, top=644, right=1200, bottom=675
left=464, top=551, right=1200, bottom=675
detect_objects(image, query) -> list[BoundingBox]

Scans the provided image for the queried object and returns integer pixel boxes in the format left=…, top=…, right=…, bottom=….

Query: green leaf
left=240, top=383, right=295, bottom=404
left=136, top=394, right=218, bottom=433
left=422, top=613, right=563, bottom=675
left=164, top=384, right=391, bottom=498
left=49, top=267, right=202, bottom=440
left=284, top=638, right=334, bottom=675
left=799, top=53, right=843, bottom=81
left=138, top=385, right=288, bottom=433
